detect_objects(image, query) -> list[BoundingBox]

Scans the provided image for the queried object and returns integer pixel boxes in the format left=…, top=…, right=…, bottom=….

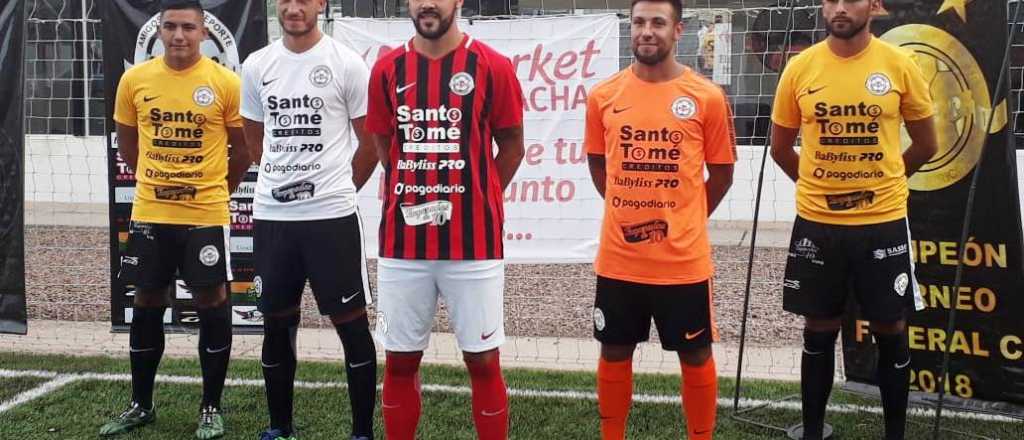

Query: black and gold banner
left=842, top=0, right=1024, bottom=414
left=0, top=0, right=27, bottom=335
left=100, top=0, right=266, bottom=332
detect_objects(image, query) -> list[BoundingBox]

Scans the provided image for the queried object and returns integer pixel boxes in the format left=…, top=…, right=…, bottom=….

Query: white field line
left=0, top=369, right=1019, bottom=423
left=0, top=375, right=78, bottom=413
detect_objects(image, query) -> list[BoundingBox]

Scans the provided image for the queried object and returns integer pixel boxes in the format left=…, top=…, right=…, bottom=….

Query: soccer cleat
left=258, top=428, right=297, bottom=440
left=99, top=402, right=156, bottom=436
left=195, top=405, right=225, bottom=439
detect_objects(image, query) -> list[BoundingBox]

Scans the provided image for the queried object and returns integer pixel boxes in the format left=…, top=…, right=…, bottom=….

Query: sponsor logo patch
left=271, top=181, right=316, bottom=203
left=620, top=219, right=669, bottom=243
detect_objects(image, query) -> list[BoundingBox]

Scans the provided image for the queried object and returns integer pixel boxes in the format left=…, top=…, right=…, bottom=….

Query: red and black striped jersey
left=366, top=34, right=524, bottom=260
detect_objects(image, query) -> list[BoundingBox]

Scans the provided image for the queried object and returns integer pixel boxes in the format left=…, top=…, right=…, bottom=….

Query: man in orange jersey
left=584, top=0, right=735, bottom=438
left=771, top=1, right=937, bottom=439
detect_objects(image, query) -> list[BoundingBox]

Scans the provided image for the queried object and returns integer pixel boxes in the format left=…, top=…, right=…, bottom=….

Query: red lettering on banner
left=525, top=143, right=544, bottom=165
left=526, top=84, right=588, bottom=112
left=554, top=138, right=586, bottom=165
left=512, top=40, right=602, bottom=86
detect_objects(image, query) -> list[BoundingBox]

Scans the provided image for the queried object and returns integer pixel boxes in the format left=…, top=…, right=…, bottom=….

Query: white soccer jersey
left=240, top=36, right=369, bottom=221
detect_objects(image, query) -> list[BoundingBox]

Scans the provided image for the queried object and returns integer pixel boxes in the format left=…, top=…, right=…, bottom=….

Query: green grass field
left=0, top=352, right=1017, bottom=439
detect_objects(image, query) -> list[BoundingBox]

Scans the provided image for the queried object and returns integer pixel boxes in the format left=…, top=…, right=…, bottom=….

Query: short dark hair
left=630, top=0, right=683, bottom=23
left=160, top=0, right=204, bottom=15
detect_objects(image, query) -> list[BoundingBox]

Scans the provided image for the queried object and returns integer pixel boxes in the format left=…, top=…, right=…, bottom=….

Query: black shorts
left=254, top=213, right=371, bottom=316
left=782, top=216, right=922, bottom=322
left=593, top=276, right=714, bottom=352
left=119, top=222, right=232, bottom=289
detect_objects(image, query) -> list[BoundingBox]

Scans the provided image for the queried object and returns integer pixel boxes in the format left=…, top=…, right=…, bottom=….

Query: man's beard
left=633, top=43, right=672, bottom=65
left=413, top=11, right=454, bottom=40
left=282, top=17, right=316, bottom=37
left=826, top=19, right=867, bottom=40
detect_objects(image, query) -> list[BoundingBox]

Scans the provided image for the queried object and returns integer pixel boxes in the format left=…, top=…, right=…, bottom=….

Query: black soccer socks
left=129, top=306, right=167, bottom=410
left=335, top=314, right=377, bottom=439
left=800, top=328, right=840, bottom=440
left=874, top=331, right=911, bottom=440
left=262, top=313, right=300, bottom=434
left=198, top=301, right=232, bottom=409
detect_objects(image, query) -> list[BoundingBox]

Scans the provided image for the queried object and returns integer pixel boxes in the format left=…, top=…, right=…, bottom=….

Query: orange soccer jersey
left=585, top=67, right=737, bottom=285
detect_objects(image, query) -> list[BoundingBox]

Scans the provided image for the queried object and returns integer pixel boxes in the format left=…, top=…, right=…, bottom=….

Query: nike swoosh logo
left=349, top=360, right=373, bottom=368
left=684, top=328, right=706, bottom=340
left=694, top=429, right=711, bottom=435
left=382, top=403, right=401, bottom=409
left=480, top=408, right=506, bottom=417
left=481, top=328, right=498, bottom=340
left=129, top=347, right=156, bottom=353
left=261, top=361, right=281, bottom=368
left=807, top=86, right=826, bottom=95
left=205, top=345, right=230, bottom=354
left=894, top=359, right=911, bottom=369
left=803, top=348, right=825, bottom=355
left=341, top=292, right=362, bottom=303
left=612, top=106, right=631, bottom=114
left=262, top=78, right=278, bottom=86
left=143, top=96, right=158, bottom=102
left=396, top=83, right=416, bottom=94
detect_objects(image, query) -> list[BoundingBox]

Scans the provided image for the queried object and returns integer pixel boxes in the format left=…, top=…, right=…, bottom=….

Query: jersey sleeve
left=487, top=56, right=524, bottom=130
left=704, top=86, right=738, bottom=164
left=113, top=72, right=137, bottom=127
left=344, top=57, right=370, bottom=120
left=583, top=88, right=606, bottom=156
left=239, top=57, right=264, bottom=122
left=222, top=71, right=244, bottom=128
left=900, top=53, right=935, bottom=122
left=365, top=59, right=393, bottom=135
left=771, top=63, right=801, bottom=129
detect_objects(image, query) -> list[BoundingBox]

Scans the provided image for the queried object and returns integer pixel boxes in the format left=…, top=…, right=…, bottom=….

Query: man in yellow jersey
left=100, top=1, right=250, bottom=438
left=771, top=1, right=937, bottom=439
left=585, top=0, right=735, bottom=438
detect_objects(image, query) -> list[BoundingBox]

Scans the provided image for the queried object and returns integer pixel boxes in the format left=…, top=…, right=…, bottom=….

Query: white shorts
left=375, top=258, right=505, bottom=353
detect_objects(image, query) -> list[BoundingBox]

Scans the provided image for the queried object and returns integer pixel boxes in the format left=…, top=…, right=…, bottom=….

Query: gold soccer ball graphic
left=882, top=24, right=1007, bottom=191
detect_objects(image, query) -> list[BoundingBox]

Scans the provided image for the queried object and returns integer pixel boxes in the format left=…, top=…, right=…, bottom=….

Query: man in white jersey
left=240, top=1, right=377, bottom=439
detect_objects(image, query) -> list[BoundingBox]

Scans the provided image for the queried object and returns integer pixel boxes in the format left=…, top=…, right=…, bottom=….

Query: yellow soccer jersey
left=772, top=37, right=934, bottom=225
left=114, top=56, right=242, bottom=226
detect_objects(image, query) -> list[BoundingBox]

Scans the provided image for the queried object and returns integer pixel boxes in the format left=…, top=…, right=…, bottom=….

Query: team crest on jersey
left=127, top=13, right=240, bottom=72
left=450, top=72, right=475, bottom=96
left=671, top=96, right=697, bottom=119
left=866, top=73, right=892, bottom=96
left=894, top=273, right=909, bottom=296
left=193, top=86, right=215, bottom=107
left=199, top=245, right=220, bottom=267
left=309, top=65, right=332, bottom=87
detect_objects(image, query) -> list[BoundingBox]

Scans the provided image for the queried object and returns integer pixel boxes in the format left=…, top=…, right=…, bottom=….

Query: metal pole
left=931, top=2, right=1023, bottom=437
left=732, top=0, right=798, bottom=414
left=81, top=0, right=90, bottom=137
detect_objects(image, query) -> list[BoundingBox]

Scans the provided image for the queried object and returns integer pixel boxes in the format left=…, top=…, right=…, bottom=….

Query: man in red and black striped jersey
left=365, top=0, right=525, bottom=438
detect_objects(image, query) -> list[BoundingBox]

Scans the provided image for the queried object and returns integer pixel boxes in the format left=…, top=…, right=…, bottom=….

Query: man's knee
left=805, top=316, right=842, bottom=332
left=329, top=307, right=367, bottom=326
left=600, top=344, right=636, bottom=363
left=869, top=319, right=906, bottom=335
left=678, top=346, right=712, bottom=366
left=192, top=283, right=228, bottom=309
left=134, top=286, right=171, bottom=308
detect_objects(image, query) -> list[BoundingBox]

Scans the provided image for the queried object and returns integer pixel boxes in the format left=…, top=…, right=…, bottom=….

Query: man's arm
left=706, top=163, right=733, bottom=215
left=115, top=122, right=140, bottom=172
left=350, top=117, right=378, bottom=191
left=241, top=118, right=264, bottom=167
left=371, top=134, right=391, bottom=170
left=493, top=125, right=525, bottom=191
left=226, top=126, right=251, bottom=193
left=587, top=154, right=606, bottom=198
left=902, top=116, right=938, bottom=177
left=770, top=124, right=801, bottom=182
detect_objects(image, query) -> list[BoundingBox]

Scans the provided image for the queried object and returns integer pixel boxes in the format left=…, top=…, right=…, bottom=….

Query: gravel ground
left=24, top=225, right=801, bottom=345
